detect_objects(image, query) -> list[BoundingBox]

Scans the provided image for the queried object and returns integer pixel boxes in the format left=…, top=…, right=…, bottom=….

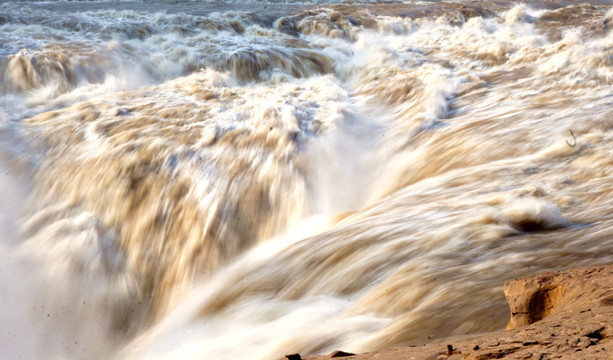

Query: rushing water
left=1, top=1, right=613, bottom=359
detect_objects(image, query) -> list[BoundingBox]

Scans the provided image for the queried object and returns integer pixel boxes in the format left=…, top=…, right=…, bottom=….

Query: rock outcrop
left=299, top=264, right=613, bottom=360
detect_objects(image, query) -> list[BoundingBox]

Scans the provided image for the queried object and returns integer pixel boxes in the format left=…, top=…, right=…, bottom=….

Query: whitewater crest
left=1, top=2, right=613, bottom=360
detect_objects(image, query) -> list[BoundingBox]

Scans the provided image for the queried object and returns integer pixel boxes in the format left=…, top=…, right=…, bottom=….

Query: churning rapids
left=1, top=0, right=613, bottom=359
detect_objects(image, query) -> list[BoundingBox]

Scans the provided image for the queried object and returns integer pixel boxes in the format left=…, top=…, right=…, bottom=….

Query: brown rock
left=504, top=273, right=566, bottom=330
left=327, top=350, right=355, bottom=358
left=302, top=264, right=613, bottom=360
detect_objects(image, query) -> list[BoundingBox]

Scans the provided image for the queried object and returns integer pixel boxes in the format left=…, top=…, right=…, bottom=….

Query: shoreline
left=290, top=264, right=613, bottom=359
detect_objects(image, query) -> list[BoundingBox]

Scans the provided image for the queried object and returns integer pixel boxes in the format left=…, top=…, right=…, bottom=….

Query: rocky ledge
left=294, top=264, right=613, bottom=360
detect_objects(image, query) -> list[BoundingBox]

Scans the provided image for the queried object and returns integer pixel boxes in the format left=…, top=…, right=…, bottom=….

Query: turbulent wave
left=1, top=1, right=613, bottom=360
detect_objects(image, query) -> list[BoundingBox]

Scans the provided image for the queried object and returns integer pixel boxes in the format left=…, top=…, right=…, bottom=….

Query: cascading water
left=1, top=1, right=613, bottom=359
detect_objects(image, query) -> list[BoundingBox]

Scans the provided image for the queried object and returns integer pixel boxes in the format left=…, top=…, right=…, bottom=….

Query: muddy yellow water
left=0, top=1, right=612, bottom=359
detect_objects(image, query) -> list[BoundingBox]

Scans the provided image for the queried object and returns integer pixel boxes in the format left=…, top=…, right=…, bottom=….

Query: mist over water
left=1, top=1, right=613, bottom=359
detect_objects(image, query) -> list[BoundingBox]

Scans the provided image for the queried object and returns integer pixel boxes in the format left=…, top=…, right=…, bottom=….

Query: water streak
left=1, top=1, right=613, bottom=360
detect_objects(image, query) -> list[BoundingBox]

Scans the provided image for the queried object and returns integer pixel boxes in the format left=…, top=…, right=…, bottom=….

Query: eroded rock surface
left=300, top=264, right=613, bottom=359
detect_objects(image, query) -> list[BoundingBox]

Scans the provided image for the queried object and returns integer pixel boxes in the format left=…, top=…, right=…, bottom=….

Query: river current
left=1, top=1, right=613, bottom=359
